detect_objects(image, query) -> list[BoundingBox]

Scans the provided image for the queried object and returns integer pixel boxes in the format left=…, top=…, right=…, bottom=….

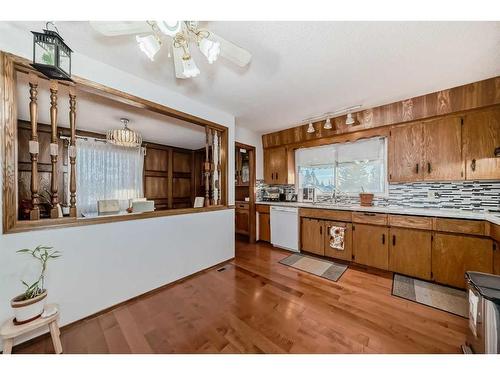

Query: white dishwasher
left=270, top=206, right=299, bottom=252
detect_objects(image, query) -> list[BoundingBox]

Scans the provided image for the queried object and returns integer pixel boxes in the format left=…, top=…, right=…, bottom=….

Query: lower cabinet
left=389, top=228, right=432, bottom=280
left=300, top=218, right=325, bottom=256
left=258, top=213, right=270, bottom=242
left=432, top=233, right=493, bottom=289
left=324, top=221, right=352, bottom=261
left=235, top=208, right=249, bottom=235
left=352, top=224, right=389, bottom=270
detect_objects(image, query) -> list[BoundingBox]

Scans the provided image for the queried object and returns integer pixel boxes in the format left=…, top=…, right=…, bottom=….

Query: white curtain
left=76, top=139, right=144, bottom=215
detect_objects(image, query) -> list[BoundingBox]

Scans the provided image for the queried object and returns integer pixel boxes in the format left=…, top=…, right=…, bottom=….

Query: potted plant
left=359, top=187, right=374, bottom=207
left=10, top=245, right=61, bottom=324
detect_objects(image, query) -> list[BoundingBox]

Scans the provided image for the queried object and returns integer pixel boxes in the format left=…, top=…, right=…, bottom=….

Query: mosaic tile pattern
left=256, top=180, right=500, bottom=213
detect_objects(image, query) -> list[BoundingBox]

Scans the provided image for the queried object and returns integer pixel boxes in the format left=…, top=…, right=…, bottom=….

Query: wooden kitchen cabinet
left=423, top=116, right=464, bottom=181
left=463, top=107, right=500, bottom=180
left=300, top=217, right=324, bottom=256
left=264, top=146, right=295, bottom=185
left=389, top=227, right=432, bottom=280
left=258, top=213, right=270, bottom=242
left=324, top=221, right=352, bottom=261
left=235, top=203, right=250, bottom=235
left=389, top=122, right=424, bottom=182
left=352, top=224, right=389, bottom=270
left=432, top=233, right=493, bottom=289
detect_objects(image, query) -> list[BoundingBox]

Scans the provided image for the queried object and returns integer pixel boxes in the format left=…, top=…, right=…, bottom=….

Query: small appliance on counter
left=262, top=187, right=280, bottom=202
left=463, top=271, right=500, bottom=354
left=301, top=187, right=315, bottom=203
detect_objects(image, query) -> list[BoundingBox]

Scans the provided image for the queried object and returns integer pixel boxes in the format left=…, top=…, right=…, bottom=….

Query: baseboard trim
left=5, top=257, right=235, bottom=354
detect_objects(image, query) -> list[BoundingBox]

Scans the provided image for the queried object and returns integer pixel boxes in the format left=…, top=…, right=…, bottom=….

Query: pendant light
left=323, top=117, right=332, bottom=130
left=106, top=118, right=143, bottom=148
left=136, top=34, right=161, bottom=61
left=306, top=121, right=315, bottom=134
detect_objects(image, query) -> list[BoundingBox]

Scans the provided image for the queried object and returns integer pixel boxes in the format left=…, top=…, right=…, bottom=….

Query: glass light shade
left=323, top=118, right=332, bottom=130
left=199, top=38, right=221, bottom=64
left=136, top=35, right=161, bottom=61
left=307, top=122, right=315, bottom=133
left=106, top=119, right=142, bottom=148
left=156, top=21, right=181, bottom=36
left=182, top=57, right=201, bottom=78
left=346, top=112, right=355, bottom=125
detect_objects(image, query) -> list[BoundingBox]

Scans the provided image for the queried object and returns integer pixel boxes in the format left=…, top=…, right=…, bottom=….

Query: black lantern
left=31, top=22, right=73, bottom=81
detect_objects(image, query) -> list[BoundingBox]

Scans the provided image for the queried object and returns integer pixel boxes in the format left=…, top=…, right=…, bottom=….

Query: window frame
left=295, top=136, right=388, bottom=198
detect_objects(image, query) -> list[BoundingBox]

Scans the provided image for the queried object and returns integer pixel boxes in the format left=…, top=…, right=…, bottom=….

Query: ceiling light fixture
left=345, top=112, right=355, bottom=125
left=199, top=36, right=221, bottom=64
left=323, top=117, right=332, bottom=130
left=307, top=122, right=315, bottom=134
left=155, top=20, right=181, bottom=36
left=136, top=34, right=161, bottom=61
left=182, top=54, right=201, bottom=78
left=107, top=118, right=143, bottom=148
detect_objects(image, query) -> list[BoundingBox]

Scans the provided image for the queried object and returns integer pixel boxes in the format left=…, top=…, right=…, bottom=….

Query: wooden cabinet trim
left=388, top=214, right=432, bottom=230
left=433, top=217, right=486, bottom=236
left=299, top=208, right=352, bottom=222
left=256, top=204, right=270, bottom=214
left=352, top=212, right=388, bottom=226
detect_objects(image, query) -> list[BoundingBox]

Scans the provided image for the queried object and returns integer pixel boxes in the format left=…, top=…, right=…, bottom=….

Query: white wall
left=235, top=125, right=263, bottom=180
left=0, top=24, right=236, bottom=350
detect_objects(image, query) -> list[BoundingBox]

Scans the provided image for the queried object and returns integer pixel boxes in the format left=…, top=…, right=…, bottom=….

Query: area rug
left=279, top=253, right=348, bottom=282
left=392, top=274, right=468, bottom=318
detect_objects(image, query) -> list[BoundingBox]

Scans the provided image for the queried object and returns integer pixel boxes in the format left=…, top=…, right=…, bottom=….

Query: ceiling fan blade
left=89, top=21, right=153, bottom=37
left=211, top=33, right=252, bottom=67
left=172, top=45, right=188, bottom=79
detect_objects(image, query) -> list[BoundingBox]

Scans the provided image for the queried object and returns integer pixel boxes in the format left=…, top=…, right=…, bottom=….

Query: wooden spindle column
left=49, top=81, right=59, bottom=218
left=204, top=127, right=211, bottom=206
left=68, top=87, right=77, bottom=217
left=28, top=73, right=40, bottom=220
left=217, top=130, right=222, bottom=205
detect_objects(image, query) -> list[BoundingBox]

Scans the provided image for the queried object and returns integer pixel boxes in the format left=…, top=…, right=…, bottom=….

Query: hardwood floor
left=13, top=240, right=467, bottom=354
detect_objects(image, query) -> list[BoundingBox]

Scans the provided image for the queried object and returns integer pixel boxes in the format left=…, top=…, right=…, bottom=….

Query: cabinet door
left=352, top=224, right=389, bottom=270
left=423, top=117, right=463, bottom=181
left=389, top=123, right=424, bottom=182
left=432, top=233, right=493, bottom=289
left=263, top=148, right=275, bottom=184
left=301, top=218, right=324, bottom=256
left=389, top=228, right=431, bottom=280
left=324, top=221, right=352, bottom=261
left=463, top=107, right=500, bottom=180
left=258, top=213, right=270, bottom=242
left=235, top=208, right=249, bottom=235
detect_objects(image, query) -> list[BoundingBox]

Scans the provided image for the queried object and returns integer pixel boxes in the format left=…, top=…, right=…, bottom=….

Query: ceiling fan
left=89, top=21, right=252, bottom=79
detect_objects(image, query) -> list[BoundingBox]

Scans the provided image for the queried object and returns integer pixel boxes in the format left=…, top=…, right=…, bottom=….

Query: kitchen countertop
left=255, top=201, right=500, bottom=226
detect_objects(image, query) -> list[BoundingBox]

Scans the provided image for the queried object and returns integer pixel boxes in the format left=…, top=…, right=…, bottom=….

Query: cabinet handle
left=427, top=162, right=431, bottom=174
left=415, top=164, right=419, bottom=174
left=392, top=235, right=396, bottom=246
left=382, top=234, right=385, bottom=245
left=320, top=226, right=322, bottom=235
left=471, top=159, right=476, bottom=172
left=271, top=172, right=274, bottom=180
left=276, top=172, right=278, bottom=180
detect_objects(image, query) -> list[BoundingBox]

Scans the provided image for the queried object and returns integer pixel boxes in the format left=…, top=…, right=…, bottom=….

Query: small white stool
left=1, top=303, right=62, bottom=354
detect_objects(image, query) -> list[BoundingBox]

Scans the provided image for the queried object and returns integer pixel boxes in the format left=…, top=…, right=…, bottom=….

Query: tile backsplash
left=256, top=180, right=500, bottom=213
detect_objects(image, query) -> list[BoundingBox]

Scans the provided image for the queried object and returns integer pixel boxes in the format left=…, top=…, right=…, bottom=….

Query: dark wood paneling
left=144, top=176, right=168, bottom=199
left=262, top=76, right=500, bottom=148
left=172, top=151, right=192, bottom=173
left=144, top=148, right=168, bottom=172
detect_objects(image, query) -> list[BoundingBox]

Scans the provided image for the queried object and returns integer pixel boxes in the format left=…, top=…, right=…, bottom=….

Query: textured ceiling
left=8, top=21, right=500, bottom=134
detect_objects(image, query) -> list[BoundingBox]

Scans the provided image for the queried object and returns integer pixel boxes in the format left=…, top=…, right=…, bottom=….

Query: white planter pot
left=10, top=290, right=47, bottom=324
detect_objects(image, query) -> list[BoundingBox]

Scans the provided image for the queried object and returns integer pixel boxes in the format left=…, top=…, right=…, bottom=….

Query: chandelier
left=106, top=118, right=142, bottom=148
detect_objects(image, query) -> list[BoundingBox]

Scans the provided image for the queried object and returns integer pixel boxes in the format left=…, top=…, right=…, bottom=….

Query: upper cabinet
left=389, top=115, right=464, bottom=182
left=463, top=107, right=500, bottom=180
left=235, top=146, right=250, bottom=186
left=264, top=146, right=295, bottom=185
left=423, top=116, right=464, bottom=181
left=389, top=122, right=424, bottom=182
